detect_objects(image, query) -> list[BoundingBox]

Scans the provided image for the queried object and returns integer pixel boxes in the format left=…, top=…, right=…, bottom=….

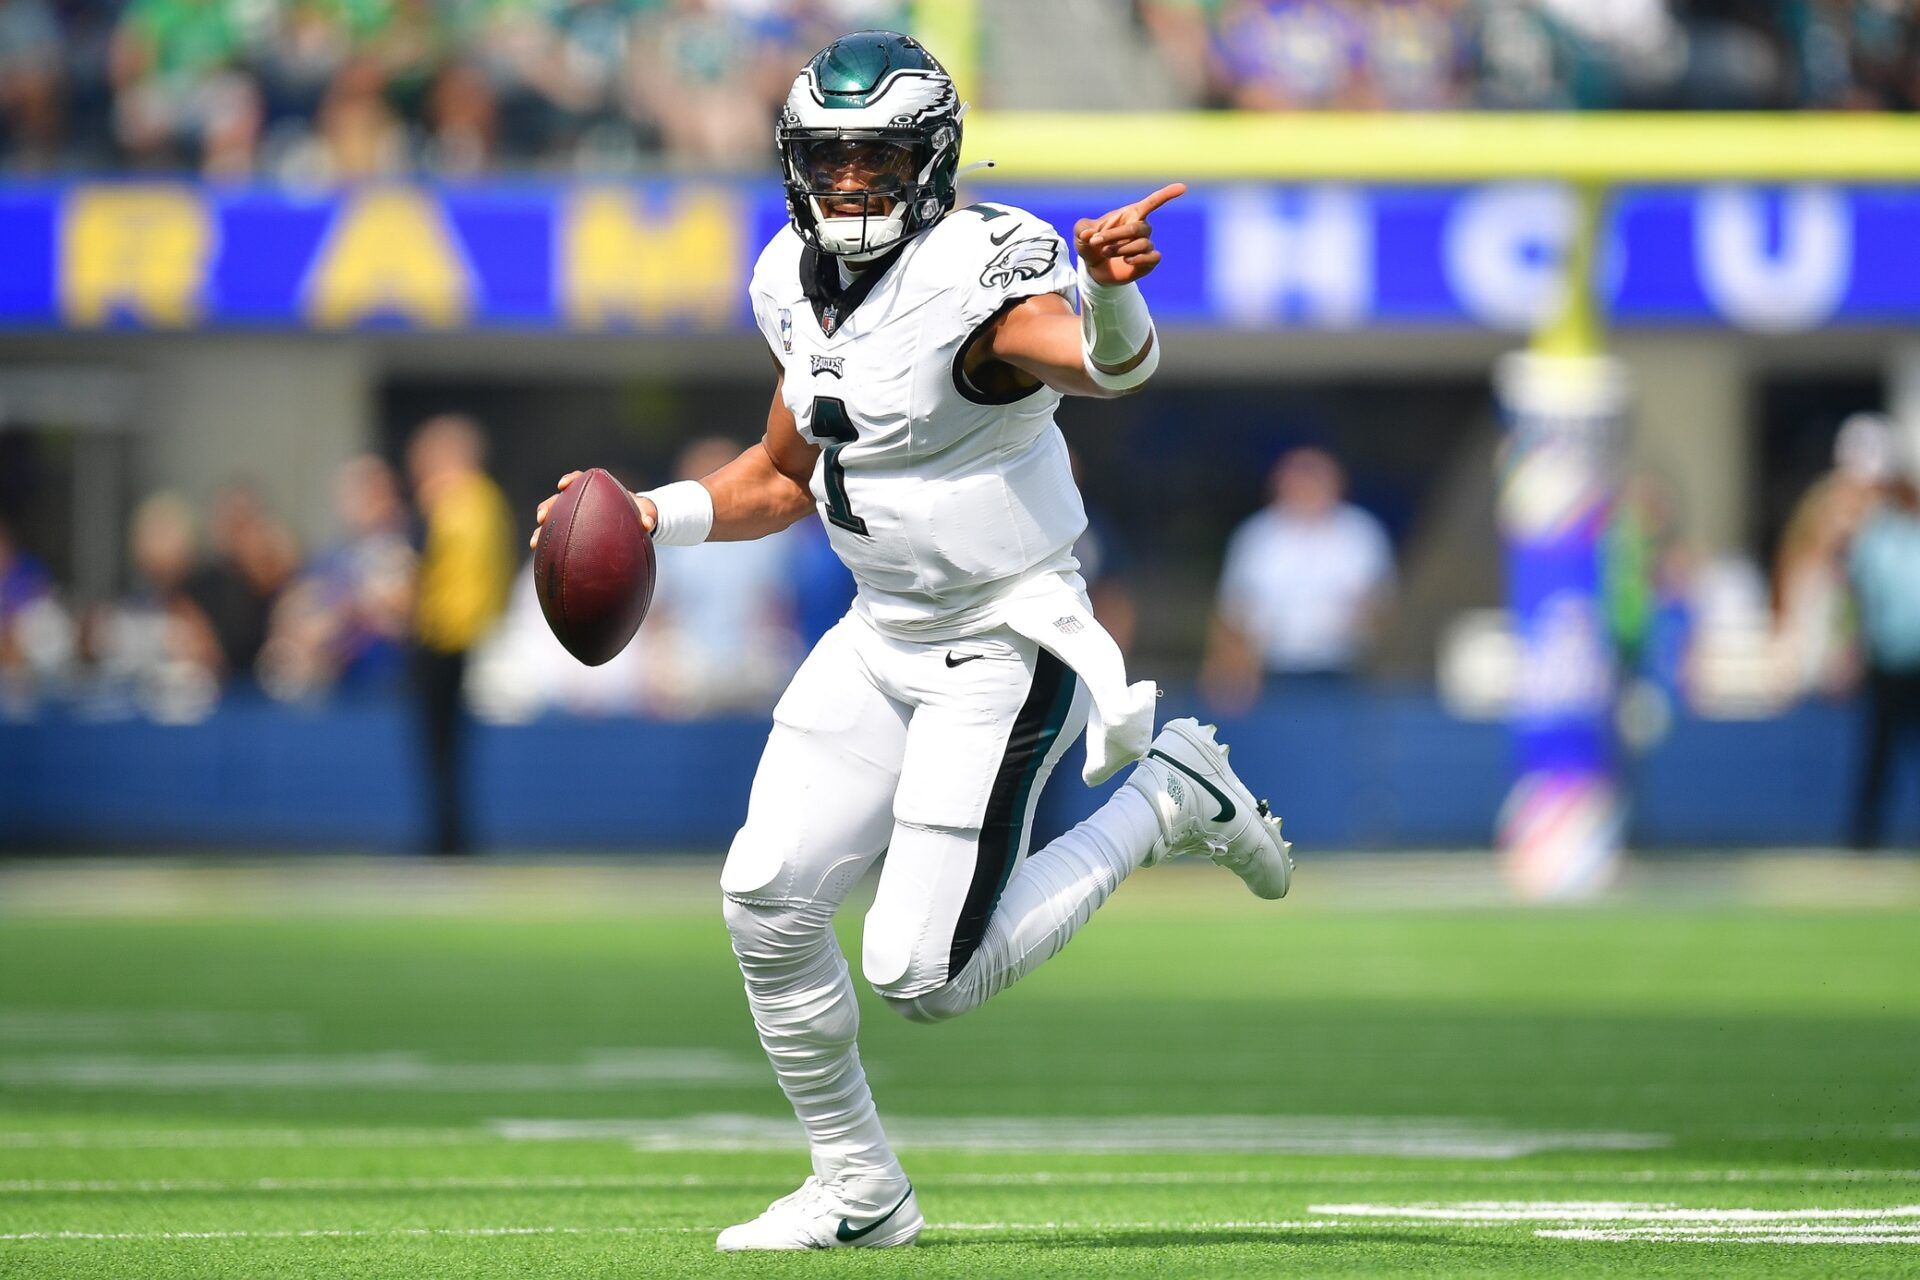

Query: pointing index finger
left=1132, top=182, right=1188, bottom=218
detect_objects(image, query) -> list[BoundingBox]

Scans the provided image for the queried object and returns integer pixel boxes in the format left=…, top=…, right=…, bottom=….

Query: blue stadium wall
left=1, top=694, right=1909, bottom=851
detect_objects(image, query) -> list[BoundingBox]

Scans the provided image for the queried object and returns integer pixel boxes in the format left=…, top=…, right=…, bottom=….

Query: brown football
left=532, top=468, right=655, bottom=666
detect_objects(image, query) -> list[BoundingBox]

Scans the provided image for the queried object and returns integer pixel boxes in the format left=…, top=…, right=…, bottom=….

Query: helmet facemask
left=782, top=134, right=932, bottom=261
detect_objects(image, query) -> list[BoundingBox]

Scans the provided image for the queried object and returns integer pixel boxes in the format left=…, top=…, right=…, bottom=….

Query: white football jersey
left=748, top=202, right=1086, bottom=639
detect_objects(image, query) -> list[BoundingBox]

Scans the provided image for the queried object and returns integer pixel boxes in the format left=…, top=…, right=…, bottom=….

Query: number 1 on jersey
left=810, top=396, right=869, bottom=536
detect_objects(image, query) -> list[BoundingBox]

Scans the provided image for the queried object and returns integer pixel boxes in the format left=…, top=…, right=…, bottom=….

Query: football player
left=533, top=30, right=1291, bottom=1252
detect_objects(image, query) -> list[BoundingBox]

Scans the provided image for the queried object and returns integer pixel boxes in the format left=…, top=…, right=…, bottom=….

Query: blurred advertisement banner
left=1494, top=352, right=1628, bottom=901
left=1, top=181, right=1918, bottom=333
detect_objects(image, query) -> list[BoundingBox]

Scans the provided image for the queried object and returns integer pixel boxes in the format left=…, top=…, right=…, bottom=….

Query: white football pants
left=719, top=612, right=1163, bottom=1193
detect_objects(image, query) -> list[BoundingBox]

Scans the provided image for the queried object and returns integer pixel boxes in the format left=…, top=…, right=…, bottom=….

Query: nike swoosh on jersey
left=835, top=1187, right=913, bottom=1243
left=945, top=652, right=985, bottom=667
left=1147, top=749, right=1237, bottom=823
left=988, top=226, right=1017, bottom=245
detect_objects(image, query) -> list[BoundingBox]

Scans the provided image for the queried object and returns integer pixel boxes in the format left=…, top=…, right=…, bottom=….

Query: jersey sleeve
left=746, top=232, right=797, bottom=368
left=947, top=204, right=1078, bottom=332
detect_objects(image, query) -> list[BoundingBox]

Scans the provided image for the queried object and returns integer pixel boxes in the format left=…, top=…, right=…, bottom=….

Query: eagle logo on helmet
left=980, top=236, right=1059, bottom=290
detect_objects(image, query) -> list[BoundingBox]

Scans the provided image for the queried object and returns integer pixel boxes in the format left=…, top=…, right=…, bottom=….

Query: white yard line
left=7, top=1170, right=1920, bottom=1195
left=0, top=1221, right=1345, bottom=1244
left=0, top=1129, right=496, bottom=1149
left=0, top=1050, right=761, bottom=1091
left=1310, top=1201, right=1920, bottom=1222
left=0, top=1226, right=707, bottom=1242
left=1539, top=1228, right=1920, bottom=1244
left=493, top=1114, right=1669, bottom=1159
left=0, top=1175, right=737, bottom=1194
left=1309, top=1201, right=1920, bottom=1244
left=6, top=1212, right=1918, bottom=1247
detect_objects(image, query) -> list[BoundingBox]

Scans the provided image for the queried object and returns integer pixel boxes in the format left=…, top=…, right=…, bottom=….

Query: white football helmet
left=776, top=30, right=965, bottom=262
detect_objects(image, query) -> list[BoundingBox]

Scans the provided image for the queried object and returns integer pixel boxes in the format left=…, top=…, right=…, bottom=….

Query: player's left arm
left=983, top=183, right=1186, bottom=400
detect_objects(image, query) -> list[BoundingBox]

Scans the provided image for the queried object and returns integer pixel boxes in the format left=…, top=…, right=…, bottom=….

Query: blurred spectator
left=407, top=413, right=512, bottom=854
left=1361, top=0, right=1470, bottom=110
left=1202, top=446, right=1393, bottom=711
left=1215, top=0, right=1370, bottom=110
left=6, top=0, right=1919, bottom=173
left=311, top=54, right=408, bottom=178
left=261, top=453, right=416, bottom=700
left=1774, top=412, right=1890, bottom=700
left=425, top=59, right=498, bottom=173
left=184, top=481, right=300, bottom=684
left=470, top=552, right=652, bottom=720
left=90, top=492, right=223, bottom=721
left=0, top=516, right=72, bottom=709
left=0, top=0, right=65, bottom=170
left=1208, top=0, right=1469, bottom=111
left=643, top=434, right=799, bottom=715
left=110, top=0, right=265, bottom=175
left=1847, top=470, right=1920, bottom=851
left=1670, top=0, right=1798, bottom=109
left=1140, top=0, right=1232, bottom=106
left=1606, top=469, right=1694, bottom=699
left=629, top=0, right=789, bottom=166
left=1837, top=0, right=1920, bottom=111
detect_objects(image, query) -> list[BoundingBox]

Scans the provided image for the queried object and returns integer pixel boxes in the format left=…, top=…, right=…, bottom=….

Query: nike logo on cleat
left=945, top=652, right=985, bottom=668
left=835, top=1187, right=913, bottom=1242
left=1149, top=749, right=1237, bottom=823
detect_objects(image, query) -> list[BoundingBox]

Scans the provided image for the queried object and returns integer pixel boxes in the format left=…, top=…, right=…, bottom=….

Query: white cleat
left=1126, top=717, right=1292, bottom=899
left=714, top=1176, right=922, bottom=1252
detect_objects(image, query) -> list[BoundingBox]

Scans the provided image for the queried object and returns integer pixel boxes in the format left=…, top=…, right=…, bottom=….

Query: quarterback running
left=532, top=29, right=1292, bottom=1252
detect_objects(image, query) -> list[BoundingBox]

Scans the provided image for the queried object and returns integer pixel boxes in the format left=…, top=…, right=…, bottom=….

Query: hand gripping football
left=532, top=468, right=655, bottom=666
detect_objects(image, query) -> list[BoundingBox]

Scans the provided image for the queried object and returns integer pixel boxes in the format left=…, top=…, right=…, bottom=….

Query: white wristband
left=1077, top=260, right=1159, bottom=392
left=637, top=480, right=713, bottom=546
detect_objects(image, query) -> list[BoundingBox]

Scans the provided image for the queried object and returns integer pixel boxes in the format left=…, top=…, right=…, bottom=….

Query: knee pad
left=722, top=892, right=835, bottom=969
left=723, top=892, right=860, bottom=1049
left=878, top=982, right=971, bottom=1025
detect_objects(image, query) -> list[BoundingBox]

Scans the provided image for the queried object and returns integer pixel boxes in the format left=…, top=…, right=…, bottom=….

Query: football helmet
left=777, top=30, right=964, bottom=262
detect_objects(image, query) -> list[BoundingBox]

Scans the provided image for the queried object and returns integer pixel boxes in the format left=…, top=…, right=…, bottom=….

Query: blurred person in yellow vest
left=407, top=413, right=512, bottom=855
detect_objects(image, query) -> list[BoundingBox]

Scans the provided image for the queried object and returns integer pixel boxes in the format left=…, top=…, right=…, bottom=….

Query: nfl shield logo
left=820, top=305, right=840, bottom=337
left=778, top=309, right=793, bottom=353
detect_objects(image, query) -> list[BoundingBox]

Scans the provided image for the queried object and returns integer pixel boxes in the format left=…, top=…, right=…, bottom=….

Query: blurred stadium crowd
left=0, top=422, right=838, bottom=724
left=3, top=415, right=1917, bottom=741
left=0, top=0, right=1915, bottom=176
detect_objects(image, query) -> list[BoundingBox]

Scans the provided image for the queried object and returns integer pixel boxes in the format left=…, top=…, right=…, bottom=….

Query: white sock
left=895, top=784, right=1161, bottom=1021
left=722, top=894, right=904, bottom=1200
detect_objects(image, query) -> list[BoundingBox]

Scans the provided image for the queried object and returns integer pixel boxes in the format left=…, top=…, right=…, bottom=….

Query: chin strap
left=638, top=480, right=714, bottom=546
left=1077, top=259, right=1160, bottom=393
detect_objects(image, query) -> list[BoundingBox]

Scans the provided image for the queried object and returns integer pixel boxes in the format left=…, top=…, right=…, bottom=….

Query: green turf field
left=1, top=859, right=1917, bottom=1277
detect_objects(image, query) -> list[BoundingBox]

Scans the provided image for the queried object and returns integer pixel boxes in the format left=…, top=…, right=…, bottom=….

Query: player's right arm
left=529, top=375, right=819, bottom=549
left=684, top=375, right=820, bottom=543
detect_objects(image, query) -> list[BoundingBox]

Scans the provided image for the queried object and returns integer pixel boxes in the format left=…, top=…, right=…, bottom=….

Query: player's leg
left=717, top=618, right=921, bottom=1249
left=862, top=637, right=1291, bottom=1024
left=861, top=634, right=1150, bottom=1018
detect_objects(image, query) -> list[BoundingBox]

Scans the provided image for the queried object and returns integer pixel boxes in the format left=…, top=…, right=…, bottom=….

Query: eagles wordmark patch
left=810, top=355, right=845, bottom=378
left=981, top=236, right=1059, bottom=290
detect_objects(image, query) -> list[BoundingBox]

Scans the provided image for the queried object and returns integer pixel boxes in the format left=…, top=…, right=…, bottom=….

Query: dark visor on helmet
left=785, top=137, right=923, bottom=209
